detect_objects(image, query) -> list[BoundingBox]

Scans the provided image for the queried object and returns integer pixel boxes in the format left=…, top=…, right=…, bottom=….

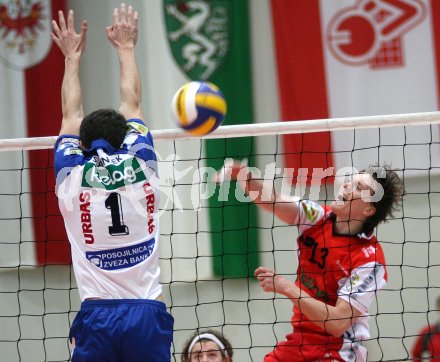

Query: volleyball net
left=0, top=111, right=439, bottom=361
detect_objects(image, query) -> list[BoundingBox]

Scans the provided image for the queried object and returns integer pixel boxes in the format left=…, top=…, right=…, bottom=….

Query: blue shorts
left=70, top=299, right=174, bottom=362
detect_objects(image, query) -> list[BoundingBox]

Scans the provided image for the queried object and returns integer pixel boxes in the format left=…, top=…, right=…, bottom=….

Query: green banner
left=164, top=0, right=260, bottom=278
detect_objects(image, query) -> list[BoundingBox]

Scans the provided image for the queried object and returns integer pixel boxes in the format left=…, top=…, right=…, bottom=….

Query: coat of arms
left=0, top=0, right=51, bottom=70
left=163, top=0, right=231, bottom=80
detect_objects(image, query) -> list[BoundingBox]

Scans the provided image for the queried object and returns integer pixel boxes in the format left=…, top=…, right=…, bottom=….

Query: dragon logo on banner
left=326, top=0, right=426, bottom=69
left=163, top=0, right=230, bottom=80
left=0, top=0, right=51, bottom=70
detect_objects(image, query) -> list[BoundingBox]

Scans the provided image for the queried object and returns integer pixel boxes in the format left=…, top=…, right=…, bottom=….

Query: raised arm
left=215, top=159, right=300, bottom=224
left=52, top=10, right=87, bottom=136
left=106, top=3, right=144, bottom=121
left=254, top=267, right=363, bottom=337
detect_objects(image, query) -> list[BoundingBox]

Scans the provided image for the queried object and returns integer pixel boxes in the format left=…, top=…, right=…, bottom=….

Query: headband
left=187, top=333, right=228, bottom=359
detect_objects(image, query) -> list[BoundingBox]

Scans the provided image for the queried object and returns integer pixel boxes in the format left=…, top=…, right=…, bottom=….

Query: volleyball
left=171, top=81, right=227, bottom=136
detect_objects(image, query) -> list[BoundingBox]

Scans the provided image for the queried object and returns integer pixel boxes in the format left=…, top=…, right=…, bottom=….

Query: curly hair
left=79, top=108, right=127, bottom=150
left=181, top=329, right=233, bottom=362
left=362, top=164, right=404, bottom=231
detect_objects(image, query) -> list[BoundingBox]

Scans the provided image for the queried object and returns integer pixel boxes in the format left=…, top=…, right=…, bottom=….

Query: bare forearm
left=106, top=4, right=140, bottom=118
left=283, top=286, right=357, bottom=337
left=297, top=295, right=340, bottom=335
left=238, top=176, right=298, bottom=224
left=255, top=268, right=345, bottom=335
left=239, top=177, right=277, bottom=211
left=60, top=57, right=83, bottom=134
left=118, top=46, right=141, bottom=117
left=52, top=10, right=87, bottom=135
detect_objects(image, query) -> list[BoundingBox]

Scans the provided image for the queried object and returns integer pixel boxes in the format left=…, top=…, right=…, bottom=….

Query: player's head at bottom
left=79, top=109, right=127, bottom=150
left=181, top=329, right=233, bottom=362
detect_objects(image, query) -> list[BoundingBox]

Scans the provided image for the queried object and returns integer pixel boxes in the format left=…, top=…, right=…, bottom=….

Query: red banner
left=271, top=0, right=334, bottom=183
left=25, top=0, right=70, bottom=265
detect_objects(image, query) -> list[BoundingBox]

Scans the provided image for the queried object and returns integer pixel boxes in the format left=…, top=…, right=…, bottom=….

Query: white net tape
left=1, top=111, right=439, bottom=151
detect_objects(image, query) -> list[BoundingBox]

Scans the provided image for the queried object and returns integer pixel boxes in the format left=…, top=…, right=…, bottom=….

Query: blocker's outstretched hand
left=51, top=9, right=87, bottom=60
left=52, top=9, right=87, bottom=136
left=106, top=3, right=138, bottom=50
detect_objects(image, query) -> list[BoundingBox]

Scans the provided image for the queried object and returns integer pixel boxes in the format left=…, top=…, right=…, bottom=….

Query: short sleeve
left=338, top=262, right=387, bottom=314
left=54, top=135, right=86, bottom=184
left=296, top=199, right=325, bottom=234
left=123, top=119, right=157, bottom=169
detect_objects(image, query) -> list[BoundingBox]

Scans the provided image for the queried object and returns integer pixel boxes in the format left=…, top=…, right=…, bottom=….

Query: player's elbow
left=324, top=319, right=354, bottom=338
left=273, top=202, right=299, bottom=225
left=121, top=81, right=141, bottom=99
left=119, top=100, right=142, bottom=120
left=275, top=212, right=297, bottom=225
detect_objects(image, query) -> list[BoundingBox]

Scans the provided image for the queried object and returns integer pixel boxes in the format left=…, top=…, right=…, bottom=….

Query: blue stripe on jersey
left=54, top=135, right=87, bottom=183
left=54, top=119, right=157, bottom=185
left=124, top=119, right=157, bottom=168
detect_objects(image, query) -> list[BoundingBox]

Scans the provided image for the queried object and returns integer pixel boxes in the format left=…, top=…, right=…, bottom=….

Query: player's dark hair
left=181, top=329, right=233, bottom=362
left=362, top=164, right=404, bottom=231
left=79, top=109, right=127, bottom=150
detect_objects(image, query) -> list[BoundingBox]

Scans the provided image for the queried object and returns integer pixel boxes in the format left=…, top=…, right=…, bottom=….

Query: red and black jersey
left=291, top=200, right=387, bottom=360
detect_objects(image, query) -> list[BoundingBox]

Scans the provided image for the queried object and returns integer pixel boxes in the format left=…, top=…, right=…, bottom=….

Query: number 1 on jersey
left=105, top=193, right=129, bottom=236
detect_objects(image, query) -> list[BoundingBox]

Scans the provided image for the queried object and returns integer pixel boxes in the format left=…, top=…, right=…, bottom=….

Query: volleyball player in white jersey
left=52, top=4, right=173, bottom=361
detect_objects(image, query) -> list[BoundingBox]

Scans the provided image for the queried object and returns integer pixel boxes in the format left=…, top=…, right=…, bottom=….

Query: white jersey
left=54, top=120, right=162, bottom=301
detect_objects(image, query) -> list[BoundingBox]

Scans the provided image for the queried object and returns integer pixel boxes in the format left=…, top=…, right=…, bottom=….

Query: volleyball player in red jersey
left=216, top=160, right=403, bottom=361
left=411, top=295, right=440, bottom=360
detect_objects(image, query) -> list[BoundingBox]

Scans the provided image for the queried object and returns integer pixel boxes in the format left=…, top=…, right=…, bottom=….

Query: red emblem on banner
left=326, top=0, right=426, bottom=69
